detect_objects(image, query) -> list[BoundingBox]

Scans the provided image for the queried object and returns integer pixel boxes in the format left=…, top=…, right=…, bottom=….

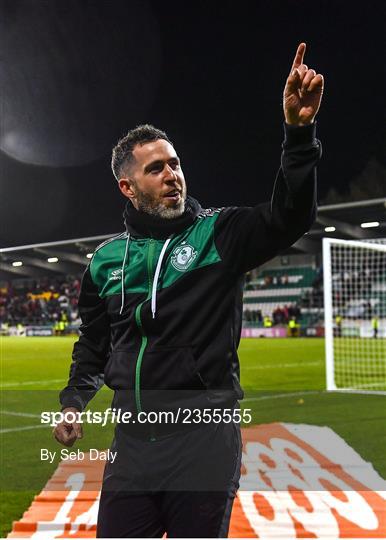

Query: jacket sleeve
left=59, top=266, right=110, bottom=412
left=214, top=122, right=321, bottom=274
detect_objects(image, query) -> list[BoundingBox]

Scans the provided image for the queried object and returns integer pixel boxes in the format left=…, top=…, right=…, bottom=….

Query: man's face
left=118, top=139, right=187, bottom=219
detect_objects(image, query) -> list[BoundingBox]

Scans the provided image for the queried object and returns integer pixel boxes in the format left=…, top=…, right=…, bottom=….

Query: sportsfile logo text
left=41, top=407, right=253, bottom=427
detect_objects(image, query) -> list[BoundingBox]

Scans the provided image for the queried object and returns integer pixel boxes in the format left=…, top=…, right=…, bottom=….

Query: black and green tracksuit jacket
left=60, top=123, right=321, bottom=421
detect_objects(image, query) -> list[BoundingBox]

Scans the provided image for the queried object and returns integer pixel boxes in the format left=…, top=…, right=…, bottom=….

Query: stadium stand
left=0, top=275, right=81, bottom=328
left=1, top=264, right=319, bottom=333
left=0, top=198, right=385, bottom=337
left=1, top=256, right=381, bottom=338
left=242, top=262, right=323, bottom=330
left=0, top=259, right=340, bottom=337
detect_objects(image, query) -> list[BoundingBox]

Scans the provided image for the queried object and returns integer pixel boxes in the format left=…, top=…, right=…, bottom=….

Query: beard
left=132, top=181, right=187, bottom=219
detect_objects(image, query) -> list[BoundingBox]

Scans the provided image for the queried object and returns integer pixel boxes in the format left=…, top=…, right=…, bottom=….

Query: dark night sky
left=0, top=0, right=385, bottom=248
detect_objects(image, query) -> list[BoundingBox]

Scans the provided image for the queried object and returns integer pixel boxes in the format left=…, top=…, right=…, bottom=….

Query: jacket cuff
left=283, top=122, right=317, bottom=147
left=60, top=394, right=84, bottom=412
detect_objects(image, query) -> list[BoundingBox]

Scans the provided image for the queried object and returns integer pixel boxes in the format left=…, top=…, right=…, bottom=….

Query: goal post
left=323, top=237, right=386, bottom=394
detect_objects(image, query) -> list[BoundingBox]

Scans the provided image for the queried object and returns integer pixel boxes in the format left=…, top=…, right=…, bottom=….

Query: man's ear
left=118, top=178, right=136, bottom=200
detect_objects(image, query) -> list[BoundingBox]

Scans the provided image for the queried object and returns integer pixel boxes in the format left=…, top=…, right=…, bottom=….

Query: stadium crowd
left=0, top=275, right=81, bottom=327
left=1, top=266, right=322, bottom=330
left=243, top=303, right=302, bottom=326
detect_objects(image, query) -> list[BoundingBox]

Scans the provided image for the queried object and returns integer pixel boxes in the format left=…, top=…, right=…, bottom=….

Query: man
left=372, top=316, right=379, bottom=339
left=335, top=314, right=342, bottom=337
left=54, top=42, right=323, bottom=537
left=288, top=316, right=298, bottom=337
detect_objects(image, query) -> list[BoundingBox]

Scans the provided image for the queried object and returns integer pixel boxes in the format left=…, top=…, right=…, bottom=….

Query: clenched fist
left=53, top=406, right=83, bottom=447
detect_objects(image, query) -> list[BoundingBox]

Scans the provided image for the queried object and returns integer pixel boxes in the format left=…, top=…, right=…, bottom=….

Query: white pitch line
left=1, top=410, right=41, bottom=418
left=243, top=390, right=323, bottom=402
left=1, top=410, right=44, bottom=434
left=0, top=425, right=48, bottom=434
left=243, top=361, right=321, bottom=370
left=0, top=379, right=66, bottom=388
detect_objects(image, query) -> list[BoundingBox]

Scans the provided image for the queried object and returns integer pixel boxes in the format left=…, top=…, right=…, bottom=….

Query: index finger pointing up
left=290, top=42, right=306, bottom=72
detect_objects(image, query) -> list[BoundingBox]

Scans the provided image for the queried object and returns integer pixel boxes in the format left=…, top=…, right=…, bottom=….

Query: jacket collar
left=123, top=195, right=202, bottom=239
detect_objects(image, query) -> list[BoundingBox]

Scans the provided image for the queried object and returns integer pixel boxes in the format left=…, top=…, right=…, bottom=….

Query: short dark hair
left=111, top=124, right=172, bottom=181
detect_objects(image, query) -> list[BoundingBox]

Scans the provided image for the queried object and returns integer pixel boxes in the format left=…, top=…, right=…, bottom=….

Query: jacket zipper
left=134, top=239, right=156, bottom=416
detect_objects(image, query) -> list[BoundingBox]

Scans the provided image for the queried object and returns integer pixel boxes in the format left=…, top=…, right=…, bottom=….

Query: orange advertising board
left=8, top=424, right=386, bottom=538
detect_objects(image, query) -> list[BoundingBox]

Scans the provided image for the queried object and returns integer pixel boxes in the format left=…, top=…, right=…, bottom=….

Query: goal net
left=323, top=237, right=386, bottom=393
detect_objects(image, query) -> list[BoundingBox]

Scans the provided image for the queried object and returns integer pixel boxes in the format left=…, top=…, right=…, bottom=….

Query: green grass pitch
left=1, top=336, right=385, bottom=536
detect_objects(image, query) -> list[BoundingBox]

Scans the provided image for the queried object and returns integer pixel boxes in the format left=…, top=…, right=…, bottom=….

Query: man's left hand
left=283, top=42, right=324, bottom=126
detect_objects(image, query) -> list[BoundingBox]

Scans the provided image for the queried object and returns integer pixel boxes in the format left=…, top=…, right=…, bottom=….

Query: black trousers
left=97, top=420, right=242, bottom=538
left=97, top=490, right=237, bottom=538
